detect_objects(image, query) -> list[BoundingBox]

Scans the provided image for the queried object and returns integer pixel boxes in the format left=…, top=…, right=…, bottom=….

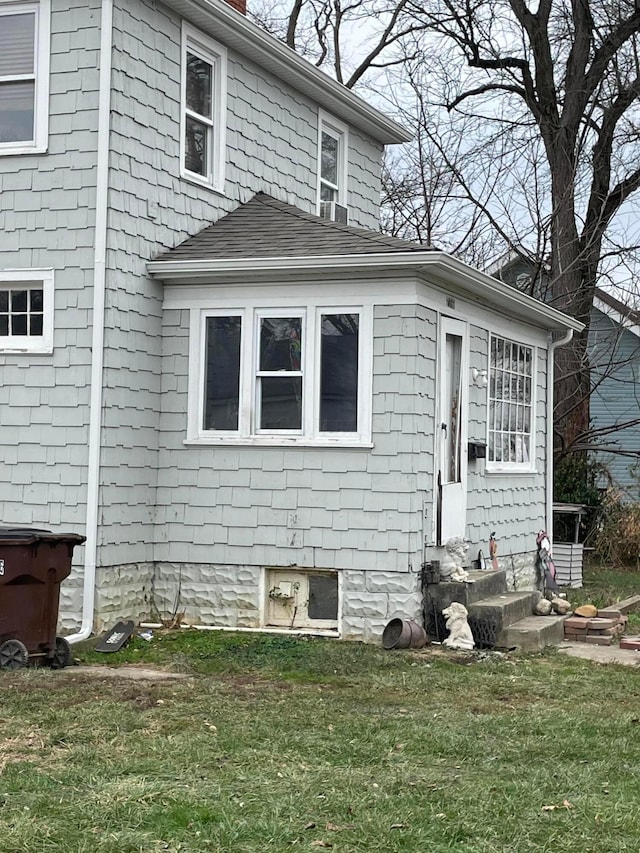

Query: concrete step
left=500, top=615, right=567, bottom=652
left=428, top=570, right=508, bottom=610
left=468, top=591, right=538, bottom=635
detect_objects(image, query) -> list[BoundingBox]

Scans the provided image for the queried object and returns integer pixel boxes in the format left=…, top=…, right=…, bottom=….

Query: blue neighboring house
left=490, top=251, right=640, bottom=501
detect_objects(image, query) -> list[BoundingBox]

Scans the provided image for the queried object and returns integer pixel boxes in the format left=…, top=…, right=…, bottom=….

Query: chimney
left=224, top=0, right=247, bottom=13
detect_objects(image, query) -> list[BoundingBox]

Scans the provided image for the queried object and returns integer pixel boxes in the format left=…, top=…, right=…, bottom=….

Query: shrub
left=592, top=489, right=640, bottom=568
left=553, top=454, right=603, bottom=543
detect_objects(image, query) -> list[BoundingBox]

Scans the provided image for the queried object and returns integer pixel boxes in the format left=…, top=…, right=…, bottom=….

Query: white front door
left=437, top=317, right=468, bottom=544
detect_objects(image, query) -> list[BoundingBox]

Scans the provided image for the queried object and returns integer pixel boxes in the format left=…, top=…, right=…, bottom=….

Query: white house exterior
left=0, top=0, right=581, bottom=642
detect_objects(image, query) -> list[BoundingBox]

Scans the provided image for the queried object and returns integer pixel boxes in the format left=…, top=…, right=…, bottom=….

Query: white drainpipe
left=546, top=328, right=575, bottom=548
left=67, top=0, right=113, bottom=643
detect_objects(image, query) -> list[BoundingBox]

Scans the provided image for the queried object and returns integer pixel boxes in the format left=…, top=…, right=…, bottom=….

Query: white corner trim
left=546, top=329, right=574, bottom=544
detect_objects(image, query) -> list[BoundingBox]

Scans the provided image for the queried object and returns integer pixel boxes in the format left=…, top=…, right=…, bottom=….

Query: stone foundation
left=58, top=563, right=84, bottom=632
left=58, top=555, right=535, bottom=641
left=341, top=568, right=422, bottom=642
left=151, top=562, right=262, bottom=628
left=59, top=562, right=155, bottom=633
left=498, top=552, right=538, bottom=591
left=59, top=562, right=423, bottom=642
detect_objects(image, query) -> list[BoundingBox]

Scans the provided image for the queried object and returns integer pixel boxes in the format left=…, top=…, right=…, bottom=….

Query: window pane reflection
left=320, top=313, right=358, bottom=432
left=203, top=316, right=241, bottom=431
left=260, top=377, right=302, bottom=430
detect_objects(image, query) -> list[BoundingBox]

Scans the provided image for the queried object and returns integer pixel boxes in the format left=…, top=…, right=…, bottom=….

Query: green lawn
left=2, top=621, right=640, bottom=853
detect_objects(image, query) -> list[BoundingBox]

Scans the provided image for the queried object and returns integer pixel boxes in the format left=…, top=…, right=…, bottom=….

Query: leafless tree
left=253, top=0, right=640, bottom=480
left=249, top=0, right=427, bottom=87
left=395, top=1, right=640, bottom=462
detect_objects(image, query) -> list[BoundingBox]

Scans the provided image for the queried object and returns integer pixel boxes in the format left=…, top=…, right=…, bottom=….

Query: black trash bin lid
left=0, top=527, right=52, bottom=539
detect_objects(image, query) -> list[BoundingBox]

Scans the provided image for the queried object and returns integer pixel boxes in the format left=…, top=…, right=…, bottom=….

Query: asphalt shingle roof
left=157, top=193, right=434, bottom=262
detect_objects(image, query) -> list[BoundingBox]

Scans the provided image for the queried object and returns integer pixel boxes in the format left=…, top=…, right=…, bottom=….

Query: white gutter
left=67, top=0, right=113, bottom=644
left=148, top=250, right=585, bottom=333
left=546, top=329, right=575, bottom=550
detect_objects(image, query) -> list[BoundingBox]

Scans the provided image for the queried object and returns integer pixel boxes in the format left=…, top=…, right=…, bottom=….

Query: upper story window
left=0, top=268, right=54, bottom=353
left=0, top=0, right=50, bottom=155
left=189, top=302, right=371, bottom=446
left=317, top=112, right=348, bottom=216
left=487, top=335, right=535, bottom=471
left=180, top=23, right=227, bottom=193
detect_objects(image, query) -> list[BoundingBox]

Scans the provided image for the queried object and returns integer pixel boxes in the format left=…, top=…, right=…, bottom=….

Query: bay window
left=190, top=304, right=370, bottom=445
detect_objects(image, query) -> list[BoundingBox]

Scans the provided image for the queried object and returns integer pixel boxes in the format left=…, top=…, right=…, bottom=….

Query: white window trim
left=0, top=0, right=50, bottom=155
left=180, top=22, right=227, bottom=194
left=316, top=110, right=348, bottom=212
left=486, top=334, right=537, bottom=474
left=187, top=300, right=372, bottom=447
left=0, top=267, right=54, bottom=353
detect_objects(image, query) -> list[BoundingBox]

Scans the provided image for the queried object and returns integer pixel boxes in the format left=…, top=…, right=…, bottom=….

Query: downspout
left=546, top=328, right=574, bottom=548
left=67, top=0, right=113, bottom=643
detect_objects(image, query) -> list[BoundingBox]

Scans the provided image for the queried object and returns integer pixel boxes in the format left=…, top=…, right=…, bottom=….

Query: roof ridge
left=155, top=192, right=438, bottom=262
left=252, top=192, right=431, bottom=251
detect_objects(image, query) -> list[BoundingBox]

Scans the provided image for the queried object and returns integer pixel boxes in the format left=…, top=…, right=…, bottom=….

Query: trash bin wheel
left=0, top=639, right=29, bottom=670
left=51, top=636, right=72, bottom=670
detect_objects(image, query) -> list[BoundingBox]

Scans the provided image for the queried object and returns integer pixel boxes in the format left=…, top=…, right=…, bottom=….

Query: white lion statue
left=440, top=537, right=470, bottom=583
left=442, top=602, right=475, bottom=651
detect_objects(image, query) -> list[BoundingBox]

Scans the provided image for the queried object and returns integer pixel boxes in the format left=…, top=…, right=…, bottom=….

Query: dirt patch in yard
left=0, top=729, right=44, bottom=772
left=63, top=665, right=192, bottom=681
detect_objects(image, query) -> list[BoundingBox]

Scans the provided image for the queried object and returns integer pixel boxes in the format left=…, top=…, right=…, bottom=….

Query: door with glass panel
left=436, top=317, right=468, bottom=544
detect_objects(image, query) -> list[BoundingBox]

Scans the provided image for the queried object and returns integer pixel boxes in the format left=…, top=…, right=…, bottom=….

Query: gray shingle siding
left=94, top=0, right=389, bottom=575
left=154, top=303, right=430, bottom=580
left=0, top=0, right=100, bottom=545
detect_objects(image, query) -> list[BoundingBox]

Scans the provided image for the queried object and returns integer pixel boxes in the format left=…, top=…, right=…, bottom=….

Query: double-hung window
left=0, top=0, right=50, bottom=154
left=317, top=113, right=348, bottom=212
left=180, top=23, right=226, bottom=192
left=487, top=335, right=535, bottom=470
left=0, top=268, right=54, bottom=353
left=256, top=314, right=304, bottom=432
left=192, top=304, right=370, bottom=445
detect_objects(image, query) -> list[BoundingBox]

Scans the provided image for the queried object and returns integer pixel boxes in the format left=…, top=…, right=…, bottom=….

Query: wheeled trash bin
left=0, top=527, right=86, bottom=670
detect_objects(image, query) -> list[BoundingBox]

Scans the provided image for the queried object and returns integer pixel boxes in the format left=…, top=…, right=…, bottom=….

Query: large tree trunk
left=547, top=143, right=593, bottom=457
left=553, top=330, right=590, bottom=457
